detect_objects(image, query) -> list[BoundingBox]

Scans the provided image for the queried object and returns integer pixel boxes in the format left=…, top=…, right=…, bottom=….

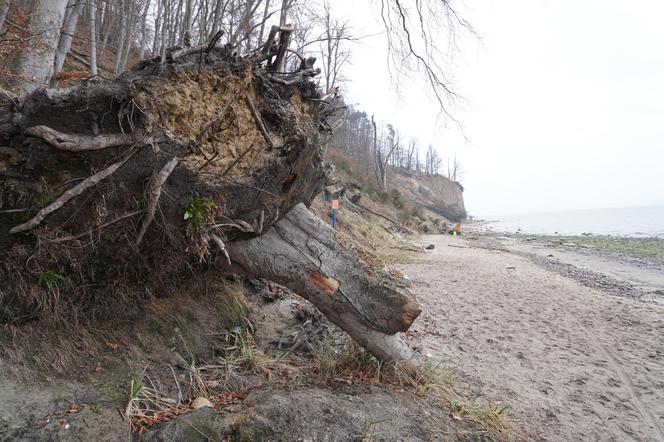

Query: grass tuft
left=36, top=270, right=66, bottom=294
left=184, top=197, right=217, bottom=235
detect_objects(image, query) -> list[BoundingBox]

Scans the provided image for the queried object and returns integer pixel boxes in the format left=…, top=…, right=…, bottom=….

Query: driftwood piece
left=225, top=203, right=421, bottom=362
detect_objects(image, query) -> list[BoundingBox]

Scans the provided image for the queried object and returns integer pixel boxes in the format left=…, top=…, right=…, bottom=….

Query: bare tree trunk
left=120, top=0, right=136, bottom=71
left=228, top=0, right=236, bottom=39
left=210, top=0, right=224, bottom=37
left=160, top=0, right=169, bottom=63
left=89, top=0, right=98, bottom=75
left=278, top=0, right=289, bottom=26
left=197, top=0, right=208, bottom=44
left=0, top=0, right=10, bottom=33
left=52, top=0, right=86, bottom=82
left=257, top=0, right=270, bottom=45
left=183, top=0, right=193, bottom=46
left=152, top=0, right=163, bottom=56
left=13, top=0, right=70, bottom=92
left=171, top=0, right=183, bottom=46
left=138, top=0, right=151, bottom=61
left=274, top=0, right=290, bottom=72
left=99, top=0, right=112, bottom=53
left=113, top=0, right=127, bottom=74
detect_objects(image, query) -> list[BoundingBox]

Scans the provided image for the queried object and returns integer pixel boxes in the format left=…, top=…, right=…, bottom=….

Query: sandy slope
left=398, top=234, right=664, bottom=441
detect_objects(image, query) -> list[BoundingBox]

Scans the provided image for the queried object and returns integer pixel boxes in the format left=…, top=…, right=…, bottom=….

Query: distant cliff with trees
left=329, top=107, right=467, bottom=222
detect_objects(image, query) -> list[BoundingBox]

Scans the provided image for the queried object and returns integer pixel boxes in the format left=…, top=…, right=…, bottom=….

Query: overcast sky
left=333, top=0, right=664, bottom=216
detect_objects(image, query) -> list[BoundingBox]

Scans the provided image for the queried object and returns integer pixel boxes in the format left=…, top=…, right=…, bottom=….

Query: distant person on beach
left=449, top=223, right=462, bottom=235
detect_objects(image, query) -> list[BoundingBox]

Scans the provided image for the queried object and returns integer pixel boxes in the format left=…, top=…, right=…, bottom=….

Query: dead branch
left=259, top=26, right=279, bottom=57
left=136, top=157, right=180, bottom=245
left=232, top=219, right=254, bottom=232
left=9, top=150, right=137, bottom=234
left=25, top=126, right=163, bottom=152
left=272, top=25, right=293, bottom=71
left=206, top=30, right=225, bottom=53
left=168, top=44, right=209, bottom=61
left=343, top=195, right=415, bottom=235
left=244, top=94, right=275, bottom=151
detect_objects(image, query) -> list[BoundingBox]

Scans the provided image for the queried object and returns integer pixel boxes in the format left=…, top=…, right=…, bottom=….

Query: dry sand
left=398, top=234, right=664, bottom=441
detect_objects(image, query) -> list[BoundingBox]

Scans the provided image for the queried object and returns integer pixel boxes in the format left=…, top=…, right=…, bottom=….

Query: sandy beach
left=398, top=233, right=664, bottom=441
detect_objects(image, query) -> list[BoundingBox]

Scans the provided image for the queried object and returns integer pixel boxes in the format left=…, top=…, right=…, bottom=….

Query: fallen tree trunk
left=0, top=31, right=421, bottom=362
left=226, top=203, right=420, bottom=362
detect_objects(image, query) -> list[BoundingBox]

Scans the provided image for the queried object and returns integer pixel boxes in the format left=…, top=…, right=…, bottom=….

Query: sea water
left=482, top=205, right=664, bottom=238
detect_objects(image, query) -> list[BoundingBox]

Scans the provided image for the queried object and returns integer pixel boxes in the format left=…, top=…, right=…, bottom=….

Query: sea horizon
left=478, top=204, right=664, bottom=238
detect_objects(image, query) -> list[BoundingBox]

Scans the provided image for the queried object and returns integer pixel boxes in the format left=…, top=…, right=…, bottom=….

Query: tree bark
left=257, top=0, right=271, bottom=46
left=89, top=0, right=98, bottom=76
left=52, top=0, right=85, bottom=80
left=210, top=0, right=224, bottom=38
left=13, top=0, right=69, bottom=92
left=225, top=203, right=420, bottom=362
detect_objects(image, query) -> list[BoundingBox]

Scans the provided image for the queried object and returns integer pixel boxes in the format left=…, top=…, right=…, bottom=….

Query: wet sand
left=399, top=234, right=664, bottom=441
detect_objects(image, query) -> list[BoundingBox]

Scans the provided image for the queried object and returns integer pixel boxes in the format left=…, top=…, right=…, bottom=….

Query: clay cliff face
left=388, top=169, right=467, bottom=222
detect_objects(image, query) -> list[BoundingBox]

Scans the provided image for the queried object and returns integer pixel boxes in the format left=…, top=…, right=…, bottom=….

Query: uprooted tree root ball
left=1, top=28, right=420, bottom=365
left=0, top=43, right=329, bottom=324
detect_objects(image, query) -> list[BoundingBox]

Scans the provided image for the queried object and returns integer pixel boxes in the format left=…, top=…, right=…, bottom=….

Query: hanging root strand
left=136, top=157, right=180, bottom=245
left=244, top=93, right=276, bottom=151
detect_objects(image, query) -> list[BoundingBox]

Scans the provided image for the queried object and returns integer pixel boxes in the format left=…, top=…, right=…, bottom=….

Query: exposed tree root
left=9, top=150, right=137, bottom=234
left=206, top=232, right=231, bottom=265
left=136, top=157, right=180, bottom=245
left=244, top=93, right=275, bottom=151
left=25, top=125, right=163, bottom=152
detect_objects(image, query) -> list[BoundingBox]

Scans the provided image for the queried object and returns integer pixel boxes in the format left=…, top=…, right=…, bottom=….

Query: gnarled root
left=136, top=157, right=180, bottom=245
